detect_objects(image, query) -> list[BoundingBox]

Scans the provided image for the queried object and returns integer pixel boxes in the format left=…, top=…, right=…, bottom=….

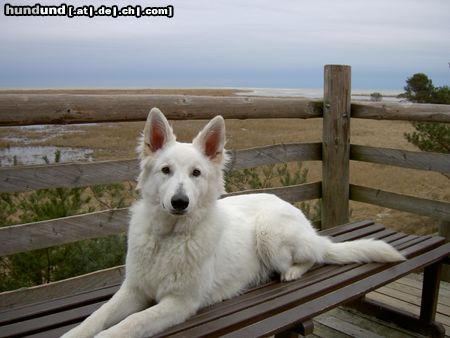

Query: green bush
left=402, top=73, right=450, bottom=155
left=405, top=122, right=450, bottom=153
left=370, top=92, right=383, bottom=102
left=225, top=162, right=321, bottom=224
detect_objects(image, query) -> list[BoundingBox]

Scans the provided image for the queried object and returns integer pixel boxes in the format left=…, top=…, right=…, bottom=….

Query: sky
left=1, top=0, right=449, bottom=90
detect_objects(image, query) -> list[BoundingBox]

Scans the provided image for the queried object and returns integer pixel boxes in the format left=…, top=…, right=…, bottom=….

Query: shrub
left=370, top=92, right=383, bottom=102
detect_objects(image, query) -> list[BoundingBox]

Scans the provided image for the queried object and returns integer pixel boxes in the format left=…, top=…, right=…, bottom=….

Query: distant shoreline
left=0, top=87, right=404, bottom=103
left=0, top=88, right=245, bottom=96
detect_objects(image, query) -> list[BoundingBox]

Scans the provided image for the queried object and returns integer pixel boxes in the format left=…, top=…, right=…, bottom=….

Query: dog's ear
left=142, top=108, right=175, bottom=156
left=193, top=115, right=226, bottom=160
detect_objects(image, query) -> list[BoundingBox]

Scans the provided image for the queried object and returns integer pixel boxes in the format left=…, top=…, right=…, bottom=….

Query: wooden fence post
left=321, top=65, right=351, bottom=229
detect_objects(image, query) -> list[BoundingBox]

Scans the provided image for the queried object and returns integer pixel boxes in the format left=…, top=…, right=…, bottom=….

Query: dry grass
left=0, top=92, right=448, bottom=235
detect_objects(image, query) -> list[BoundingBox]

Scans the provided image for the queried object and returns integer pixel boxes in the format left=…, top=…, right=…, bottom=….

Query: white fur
left=62, top=108, right=405, bottom=338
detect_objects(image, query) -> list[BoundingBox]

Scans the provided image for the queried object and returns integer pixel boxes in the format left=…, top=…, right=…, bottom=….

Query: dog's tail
left=323, top=238, right=405, bottom=265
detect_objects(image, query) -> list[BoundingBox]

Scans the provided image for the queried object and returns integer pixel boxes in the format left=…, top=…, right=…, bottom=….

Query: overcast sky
left=1, top=0, right=449, bottom=90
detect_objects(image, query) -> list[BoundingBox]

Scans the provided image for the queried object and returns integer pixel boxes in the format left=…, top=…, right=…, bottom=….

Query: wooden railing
left=0, top=65, right=449, bottom=309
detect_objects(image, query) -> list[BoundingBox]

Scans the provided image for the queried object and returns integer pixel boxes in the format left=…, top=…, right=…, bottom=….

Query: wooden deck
left=304, top=273, right=450, bottom=338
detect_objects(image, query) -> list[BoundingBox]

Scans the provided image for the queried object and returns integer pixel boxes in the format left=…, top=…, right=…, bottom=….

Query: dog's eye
left=161, top=166, right=171, bottom=175
left=192, top=169, right=201, bottom=177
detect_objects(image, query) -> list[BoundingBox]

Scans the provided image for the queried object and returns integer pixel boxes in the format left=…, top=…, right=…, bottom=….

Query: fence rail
left=351, top=102, right=450, bottom=122
left=2, top=142, right=448, bottom=195
left=0, top=94, right=322, bottom=125
left=350, top=145, right=450, bottom=174
left=1, top=93, right=450, bottom=126
left=350, top=184, right=450, bottom=221
left=0, top=159, right=140, bottom=193
left=0, top=143, right=322, bottom=193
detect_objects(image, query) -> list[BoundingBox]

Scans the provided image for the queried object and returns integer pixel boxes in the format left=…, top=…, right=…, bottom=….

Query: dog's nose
left=171, top=193, right=189, bottom=211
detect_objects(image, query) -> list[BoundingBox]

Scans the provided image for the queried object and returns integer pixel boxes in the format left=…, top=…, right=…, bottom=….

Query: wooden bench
left=1, top=220, right=449, bottom=338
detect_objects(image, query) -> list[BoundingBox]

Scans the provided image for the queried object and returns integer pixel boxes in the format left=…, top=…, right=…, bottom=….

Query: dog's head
left=137, top=108, right=229, bottom=217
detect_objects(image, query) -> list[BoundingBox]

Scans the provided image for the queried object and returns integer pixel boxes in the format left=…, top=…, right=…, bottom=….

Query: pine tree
left=403, top=73, right=450, bottom=154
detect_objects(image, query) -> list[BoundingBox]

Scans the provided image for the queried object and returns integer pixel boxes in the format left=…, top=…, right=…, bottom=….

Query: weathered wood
left=273, top=330, right=300, bottom=338
left=322, top=64, right=351, bottom=229
left=315, top=307, right=422, bottom=338
left=0, top=266, right=124, bottom=311
left=366, top=274, right=450, bottom=329
left=0, top=143, right=321, bottom=193
left=1, top=92, right=449, bottom=125
left=351, top=144, right=450, bottom=174
left=313, top=313, right=384, bottom=338
left=420, top=262, right=442, bottom=324
left=225, top=182, right=321, bottom=203
left=229, top=142, right=322, bottom=170
left=439, top=220, right=450, bottom=282
left=350, top=184, right=450, bottom=221
left=351, top=102, right=450, bottom=123
left=0, top=94, right=323, bottom=126
left=0, top=159, right=140, bottom=193
left=0, top=182, right=321, bottom=256
left=350, top=297, right=446, bottom=338
left=0, top=208, right=130, bottom=257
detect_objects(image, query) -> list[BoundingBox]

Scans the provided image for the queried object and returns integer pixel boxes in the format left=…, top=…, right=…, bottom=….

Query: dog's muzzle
left=170, top=193, right=189, bottom=215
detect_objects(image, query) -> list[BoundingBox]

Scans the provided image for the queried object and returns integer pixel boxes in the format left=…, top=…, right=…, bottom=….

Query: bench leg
left=348, top=261, right=445, bottom=338
left=274, top=320, right=314, bottom=338
left=420, top=261, right=442, bottom=324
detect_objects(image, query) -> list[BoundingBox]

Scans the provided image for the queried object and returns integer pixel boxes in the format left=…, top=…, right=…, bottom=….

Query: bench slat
left=0, top=285, right=119, bottom=326
left=29, top=323, right=78, bottom=338
left=220, top=243, right=450, bottom=338
left=398, top=236, right=439, bottom=256
left=331, top=223, right=386, bottom=242
left=380, top=231, right=410, bottom=243
left=1, top=302, right=103, bottom=338
left=319, top=219, right=374, bottom=236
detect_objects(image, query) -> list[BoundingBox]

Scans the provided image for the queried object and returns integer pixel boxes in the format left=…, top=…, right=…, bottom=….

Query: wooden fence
left=0, top=65, right=449, bottom=309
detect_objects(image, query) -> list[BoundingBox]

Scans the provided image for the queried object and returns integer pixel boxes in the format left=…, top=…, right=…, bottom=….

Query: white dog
left=62, top=108, right=404, bottom=338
